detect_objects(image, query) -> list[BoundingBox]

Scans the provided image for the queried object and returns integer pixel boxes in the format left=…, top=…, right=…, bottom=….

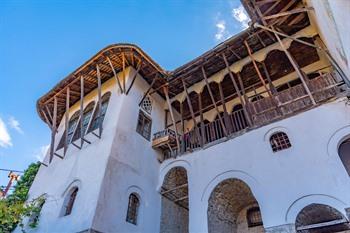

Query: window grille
left=126, top=193, right=140, bottom=225
left=141, top=96, right=152, bottom=114
left=136, top=110, right=152, bottom=140
left=64, top=187, right=78, bottom=216
left=247, top=207, right=263, bottom=227
left=270, top=132, right=291, bottom=152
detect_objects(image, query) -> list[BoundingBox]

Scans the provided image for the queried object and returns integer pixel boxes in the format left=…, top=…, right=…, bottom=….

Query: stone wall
left=160, top=197, right=189, bottom=233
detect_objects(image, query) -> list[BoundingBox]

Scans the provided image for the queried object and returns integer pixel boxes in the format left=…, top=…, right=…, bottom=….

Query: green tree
left=0, top=162, right=42, bottom=233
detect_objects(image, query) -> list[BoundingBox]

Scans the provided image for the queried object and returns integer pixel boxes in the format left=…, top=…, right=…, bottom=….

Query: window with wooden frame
left=136, top=110, right=152, bottom=141
left=88, top=92, right=111, bottom=133
left=56, top=111, right=80, bottom=150
left=141, top=96, right=152, bottom=114
left=72, top=101, right=96, bottom=141
left=246, top=207, right=263, bottom=227
left=126, top=193, right=140, bottom=225
left=270, top=132, right=292, bottom=152
left=63, top=187, right=78, bottom=216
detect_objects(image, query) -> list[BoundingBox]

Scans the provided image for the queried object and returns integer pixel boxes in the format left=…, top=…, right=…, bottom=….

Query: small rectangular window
left=136, top=110, right=152, bottom=141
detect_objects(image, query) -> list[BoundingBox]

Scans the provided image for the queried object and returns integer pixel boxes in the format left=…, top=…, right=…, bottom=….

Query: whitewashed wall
left=308, top=0, right=350, bottom=80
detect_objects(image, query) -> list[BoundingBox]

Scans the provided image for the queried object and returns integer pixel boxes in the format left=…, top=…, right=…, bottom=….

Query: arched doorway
left=295, top=204, right=350, bottom=233
left=160, top=167, right=189, bottom=233
left=339, top=137, right=350, bottom=176
left=207, top=178, right=264, bottom=233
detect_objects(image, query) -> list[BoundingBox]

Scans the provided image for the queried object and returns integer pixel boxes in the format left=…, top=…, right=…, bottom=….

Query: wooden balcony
left=152, top=128, right=177, bottom=151
left=154, top=72, right=346, bottom=161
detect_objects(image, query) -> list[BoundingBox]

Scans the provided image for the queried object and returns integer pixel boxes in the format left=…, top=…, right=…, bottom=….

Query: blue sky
left=0, top=0, right=249, bottom=188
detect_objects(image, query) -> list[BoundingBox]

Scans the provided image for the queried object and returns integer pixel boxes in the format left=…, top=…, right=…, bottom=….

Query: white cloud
left=215, top=20, right=227, bottom=41
left=35, top=144, right=50, bottom=162
left=0, top=117, right=12, bottom=148
left=8, top=116, right=23, bottom=134
left=232, top=5, right=249, bottom=29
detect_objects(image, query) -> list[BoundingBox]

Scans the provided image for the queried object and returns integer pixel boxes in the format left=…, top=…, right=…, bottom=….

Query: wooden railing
left=157, top=72, right=345, bottom=160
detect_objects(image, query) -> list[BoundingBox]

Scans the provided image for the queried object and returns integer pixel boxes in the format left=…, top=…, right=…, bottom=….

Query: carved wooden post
left=218, top=81, right=233, bottom=134
left=198, top=92, right=205, bottom=147
left=49, top=97, right=57, bottom=163
left=106, top=56, right=123, bottom=94
left=244, top=40, right=273, bottom=98
left=163, top=86, right=180, bottom=152
left=96, top=65, right=103, bottom=137
left=222, top=54, right=253, bottom=127
left=274, top=31, right=316, bottom=105
left=64, top=87, right=70, bottom=155
left=201, top=66, right=228, bottom=137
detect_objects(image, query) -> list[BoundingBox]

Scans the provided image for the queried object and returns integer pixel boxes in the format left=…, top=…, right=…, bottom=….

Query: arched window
left=126, top=193, right=140, bottom=225
left=63, top=187, right=78, bottom=216
left=250, top=94, right=264, bottom=103
left=270, top=132, right=291, bottom=152
left=88, top=92, right=111, bottom=133
left=56, top=111, right=80, bottom=150
left=72, top=101, right=96, bottom=141
left=339, top=138, right=350, bottom=176
left=246, top=207, right=263, bottom=227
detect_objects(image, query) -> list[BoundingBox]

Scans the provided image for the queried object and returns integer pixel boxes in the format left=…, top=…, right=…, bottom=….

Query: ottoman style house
left=20, top=0, right=350, bottom=232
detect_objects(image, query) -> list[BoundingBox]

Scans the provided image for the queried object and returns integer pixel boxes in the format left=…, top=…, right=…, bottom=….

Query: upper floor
left=36, top=0, right=350, bottom=165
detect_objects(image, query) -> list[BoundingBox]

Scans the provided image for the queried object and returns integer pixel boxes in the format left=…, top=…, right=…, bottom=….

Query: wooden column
left=262, top=62, right=277, bottom=94
left=49, top=97, right=57, bottom=163
left=218, top=81, right=232, bottom=133
left=182, top=78, right=201, bottom=146
left=180, top=101, right=185, bottom=153
left=181, top=79, right=197, bottom=127
left=64, top=87, right=70, bottom=155
left=96, top=65, right=103, bottom=137
left=122, top=53, right=126, bottom=93
left=222, top=54, right=253, bottom=127
left=201, top=66, right=228, bottom=137
left=274, top=31, right=316, bottom=105
left=79, top=76, right=84, bottom=147
left=244, top=40, right=273, bottom=98
left=163, top=86, right=180, bottom=151
left=139, top=75, right=157, bottom=106
left=164, top=110, right=168, bottom=129
left=125, top=62, right=142, bottom=95
left=106, top=56, right=123, bottom=94
left=198, top=92, right=205, bottom=146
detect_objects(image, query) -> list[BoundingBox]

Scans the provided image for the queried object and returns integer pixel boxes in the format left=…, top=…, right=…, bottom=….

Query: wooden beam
left=218, top=82, right=232, bottom=133
left=201, top=66, right=228, bottom=137
left=125, top=61, right=142, bottom=95
left=122, top=53, right=126, bottom=93
left=181, top=78, right=197, bottom=128
left=96, top=65, right=103, bottom=138
left=263, top=7, right=313, bottom=20
left=161, top=183, right=188, bottom=195
left=262, top=62, right=277, bottom=94
left=80, top=76, right=84, bottom=147
left=106, top=56, right=123, bottom=94
left=174, top=195, right=188, bottom=203
left=41, top=109, right=53, bottom=129
left=222, top=54, right=253, bottom=127
left=244, top=40, right=273, bottom=98
left=256, top=0, right=278, bottom=6
left=273, top=30, right=316, bottom=105
left=49, top=97, right=57, bottom=163
left=296, top=219, right=348, bottom=231
left=139, top=75, right=157, bottom=106
left=163, top=86, right=180, bottom=152
left=64, top=87, right=70, bottom=155
left=198, top=92, right=205, bottom=146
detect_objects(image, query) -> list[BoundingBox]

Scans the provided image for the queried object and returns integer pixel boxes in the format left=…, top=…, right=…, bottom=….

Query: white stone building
left=19, top=0, right=350, bottom=232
